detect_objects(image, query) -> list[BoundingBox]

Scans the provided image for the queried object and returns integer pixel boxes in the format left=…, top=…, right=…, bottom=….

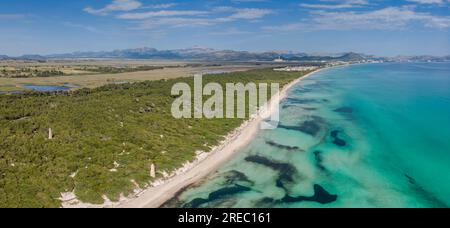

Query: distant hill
left=8, top=47, right=358, bottom=62
left=47, top=47, right=286, bottom=61
left=338, top=52, right=368, bottom=61
left=285, top=52, right=369, bottom=62
left=0, top=55, right=10, bottom=60
left=46, top=47, right=178, bottom=59
left=389, top=55, right=450, bottom=62
left=18, top=55, right=47, bottom=61
left=0, top=54, right=46, bottom=61
left=1, top=48, right=449, bottom=62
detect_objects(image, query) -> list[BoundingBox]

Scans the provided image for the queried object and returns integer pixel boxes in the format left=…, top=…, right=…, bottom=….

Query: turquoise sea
left=165, top=63, right=450, bottom=208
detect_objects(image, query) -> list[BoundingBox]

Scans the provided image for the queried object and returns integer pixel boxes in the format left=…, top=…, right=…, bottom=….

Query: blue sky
left=0, top=0, right=449, bottom=56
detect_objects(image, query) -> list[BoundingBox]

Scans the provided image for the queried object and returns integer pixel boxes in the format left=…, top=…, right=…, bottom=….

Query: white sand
left=119, top=69, right=322, bottom=208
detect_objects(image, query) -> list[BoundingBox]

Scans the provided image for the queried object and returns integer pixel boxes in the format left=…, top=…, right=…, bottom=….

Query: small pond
left=23, top=84, right=78, bottom=92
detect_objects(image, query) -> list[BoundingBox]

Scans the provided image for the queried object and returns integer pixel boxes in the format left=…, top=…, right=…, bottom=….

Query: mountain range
left=46, top=47, right=312, bottom=61
left=1, top=47, right=448, bottom=62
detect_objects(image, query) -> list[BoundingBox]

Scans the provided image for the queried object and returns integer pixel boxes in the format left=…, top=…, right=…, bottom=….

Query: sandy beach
left=118, top=69, right=322, bottom=208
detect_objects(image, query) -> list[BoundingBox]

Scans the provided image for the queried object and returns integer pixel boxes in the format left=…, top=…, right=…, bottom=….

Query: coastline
left=117, top=68, right=324, bottom=208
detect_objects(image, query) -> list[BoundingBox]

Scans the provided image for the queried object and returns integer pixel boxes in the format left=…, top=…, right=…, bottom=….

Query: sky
left=0, top=0, right=449, bottom=56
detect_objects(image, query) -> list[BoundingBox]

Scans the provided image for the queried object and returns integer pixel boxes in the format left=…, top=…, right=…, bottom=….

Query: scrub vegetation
left=0, top=69, right=311, bottom=207
left=0, top=65, right=168, bottom=78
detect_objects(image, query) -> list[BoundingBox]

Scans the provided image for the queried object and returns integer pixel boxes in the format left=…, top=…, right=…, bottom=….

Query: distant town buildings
left=273, top=59, right=384, bottom=72
left=273, top=56, right=285, bottom=62
left=274, top=66, right=319, bottom=72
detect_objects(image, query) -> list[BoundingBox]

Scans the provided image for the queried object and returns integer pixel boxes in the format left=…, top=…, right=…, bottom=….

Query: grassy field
left=0, top=60, right=270, bottom=89
left=0, top=85, right=24, bottom=92
left=0, top=69, right=312, bottom=208
left=0, top=65, right=170, bottom=78
left=0, top=67, right=194, bottom=89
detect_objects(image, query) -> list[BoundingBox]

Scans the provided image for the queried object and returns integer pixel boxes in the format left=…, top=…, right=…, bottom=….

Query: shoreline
left=118, top=68, right=324, bottom=208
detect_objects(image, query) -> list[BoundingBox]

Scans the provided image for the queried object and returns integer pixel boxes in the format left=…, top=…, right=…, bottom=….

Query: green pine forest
left=0, top=69, right=311, bottom=207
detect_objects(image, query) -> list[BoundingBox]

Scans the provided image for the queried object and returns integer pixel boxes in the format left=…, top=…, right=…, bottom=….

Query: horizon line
left=2, top=46, right=450, bottom=58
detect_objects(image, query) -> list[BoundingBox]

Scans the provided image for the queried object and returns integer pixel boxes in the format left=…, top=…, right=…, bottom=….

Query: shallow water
left=164, top=63, right=450, bottom=208
left=23, top=84, right=77, bottom=92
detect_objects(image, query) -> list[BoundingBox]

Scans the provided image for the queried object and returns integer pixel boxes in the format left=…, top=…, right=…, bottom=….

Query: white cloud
left=265, top=7, right=450, bottom=31
left=84, top=2, right=273, bottom=30
left=134, top=17, right=216, bottom=29
left=118, top=10, right=208, bottom=20
left=313, top=7, right=450, bottom=29
left=300, top=0, right=369, bottom=10
left=213, top=7, right=274, bottom=22
left=227, top=8, right=273, bottom=20
left=121, top=6, right=273, bottom=29
left=129, top=7, right=273, bottom=30
left=263, top=23, right=307, bottom=32
left=231, top=0, right=269, bottom=2
left=406, top=0, right=445, bottom=4
left=300, top=4, right=357, bottom=9
left=145, top=3, right=178, bottom=9
left=210, top=28, right=251, bottom=35
left=84, top=0, right=142, bottom=15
